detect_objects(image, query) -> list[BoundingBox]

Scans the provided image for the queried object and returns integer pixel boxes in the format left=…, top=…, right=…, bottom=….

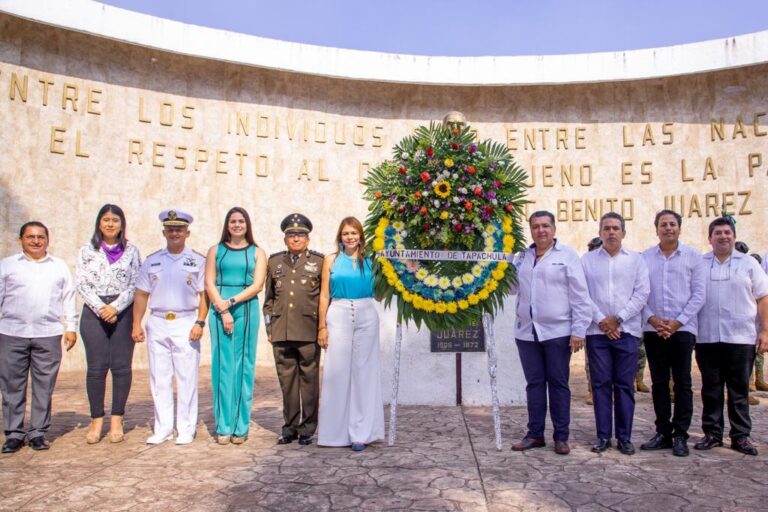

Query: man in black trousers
left=639, top=210, right=706, bottom=456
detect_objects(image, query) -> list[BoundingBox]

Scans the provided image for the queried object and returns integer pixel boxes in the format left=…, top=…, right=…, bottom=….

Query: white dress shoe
left=146, top=433, right=173, bottom=445
left=175, top=434, right=195, bottom=445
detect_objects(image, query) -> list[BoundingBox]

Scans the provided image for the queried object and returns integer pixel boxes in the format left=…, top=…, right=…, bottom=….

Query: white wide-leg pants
left=146, top=315, right=200, bottom=438
left=318, top=298, right=384, bottom=446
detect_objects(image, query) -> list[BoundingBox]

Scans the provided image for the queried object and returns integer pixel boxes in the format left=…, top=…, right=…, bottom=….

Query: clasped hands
left=98, top=304, right=118, bottom=324
left=648, top=316, right=682, bottom=340
left=213, top=299, right=234, bottom=335
left=598, top=316, right=622, bottom=340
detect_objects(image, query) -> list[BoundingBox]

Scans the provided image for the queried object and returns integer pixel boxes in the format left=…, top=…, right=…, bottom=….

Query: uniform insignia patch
left=305, top=261, right=318, bottom=272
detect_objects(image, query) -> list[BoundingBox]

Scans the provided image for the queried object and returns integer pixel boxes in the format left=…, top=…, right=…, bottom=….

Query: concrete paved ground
left=1, top=358, right=767, bottom=511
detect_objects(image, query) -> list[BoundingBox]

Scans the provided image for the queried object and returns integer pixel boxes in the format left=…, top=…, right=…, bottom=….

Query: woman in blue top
left=317, top=216, right=384, bottom=450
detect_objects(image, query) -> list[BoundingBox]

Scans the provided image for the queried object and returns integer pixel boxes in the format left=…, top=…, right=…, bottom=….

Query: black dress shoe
left=591, top=438, right=611, bottom=453
left=511, top=437, right=546, bottom=451
left=730, top=437, right=758, bottom=456
left=298, top=435, right=312, bottom=446
left=672, top=436, right=689, bottom=457
left=640, top=433, right=672, bottom=451
left=28, top=436, right=50, bottom=451
left=1, top=438, right=24, bottom=454
left=277, top=434, right=297, bottom=445
left=617, top=440, right=636, bottom=455
left=694, top=435, right=723, bottom=451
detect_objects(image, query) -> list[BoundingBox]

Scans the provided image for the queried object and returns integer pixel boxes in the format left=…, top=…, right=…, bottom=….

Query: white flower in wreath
left=415, top=268, right=428, bottom=281
left=423, top=191, right=429, bottom=197
left=459, top=187, right=468, bottom=194
left=453, top=197, right=461, bottom=204
left=393, top=221, right=405, bottom=231
left=471, top=265, right=483, bottom=277
left=492, top=199, right=498, bottom=205
left=424, top=275, right=439, bottom=287
left=400, top=230, right=408, bottom=238
left=395, top=243, right=406, bottom=250
left=393, top=234, right=404, bottom=243
left=452, top=173, right=458, bottom=180
left=485, top=225, right=496, bottom=234
left=405, top=260, right=420, bottom=273
left=433, top=200, right=441, bottom=208
left=431, top=180, right=438, bottom=187
left=462, top=273, right=474, bottom=284
left=452, top=276, right=463, bottom=288
left=438, top=277, right=451, bottom=289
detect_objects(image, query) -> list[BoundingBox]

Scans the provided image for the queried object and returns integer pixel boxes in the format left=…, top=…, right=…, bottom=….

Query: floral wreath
left=363, top=118, right=527, bottom=329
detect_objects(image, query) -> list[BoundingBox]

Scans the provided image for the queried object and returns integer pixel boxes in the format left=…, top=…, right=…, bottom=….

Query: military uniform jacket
left=263, top=249, right=323, bottom=342
left=135, top=247, right=206, bottom=312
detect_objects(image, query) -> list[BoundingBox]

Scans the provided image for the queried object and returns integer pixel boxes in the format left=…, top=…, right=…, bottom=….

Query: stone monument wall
left=1, top=6, right=766, bottom=404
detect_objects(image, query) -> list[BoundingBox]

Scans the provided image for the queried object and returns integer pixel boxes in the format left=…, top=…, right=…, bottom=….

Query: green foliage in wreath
left=362, top=122, right=528, bottom=330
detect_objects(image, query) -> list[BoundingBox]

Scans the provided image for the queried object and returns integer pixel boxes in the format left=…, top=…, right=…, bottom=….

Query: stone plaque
left=430, top=323, right=485, bottom=352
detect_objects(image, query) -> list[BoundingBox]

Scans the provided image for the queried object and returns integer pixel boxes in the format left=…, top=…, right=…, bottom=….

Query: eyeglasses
left=709, top=257, right=731, bottom=281
left=286, top=232, right=308, bottom=239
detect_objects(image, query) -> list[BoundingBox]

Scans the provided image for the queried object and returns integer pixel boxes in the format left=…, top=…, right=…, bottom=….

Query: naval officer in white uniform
left=132, top=210, right=208, bottom=445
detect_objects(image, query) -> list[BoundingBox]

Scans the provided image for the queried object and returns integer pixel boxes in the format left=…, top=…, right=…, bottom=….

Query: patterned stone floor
left=1, top=360, right=767, bottom=511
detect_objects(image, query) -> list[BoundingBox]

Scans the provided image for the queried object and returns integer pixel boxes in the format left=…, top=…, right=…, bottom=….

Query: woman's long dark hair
left=219, top=206, right=256, bottom=246
left=91, top=204, right=127, bottom=250
left=335, top=216, right=366, bottom=273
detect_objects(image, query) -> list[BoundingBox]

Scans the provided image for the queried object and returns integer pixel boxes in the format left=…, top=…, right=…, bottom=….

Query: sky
left=98, top=0, right=768, bottom=56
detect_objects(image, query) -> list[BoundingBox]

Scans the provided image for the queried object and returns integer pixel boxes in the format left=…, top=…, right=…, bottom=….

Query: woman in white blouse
left=76, top=204, right=141, bottom=443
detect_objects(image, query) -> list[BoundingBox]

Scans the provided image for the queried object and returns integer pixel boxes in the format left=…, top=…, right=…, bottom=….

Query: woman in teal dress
left=205, top=207, right=267, bottom=445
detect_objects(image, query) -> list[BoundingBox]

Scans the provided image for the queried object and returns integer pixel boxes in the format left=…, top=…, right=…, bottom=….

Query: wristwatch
left=195, top=320, right=206, bottom=328
left=229, top=297, right=236, bottom=306
left=616, top=315, right=624, bottom=325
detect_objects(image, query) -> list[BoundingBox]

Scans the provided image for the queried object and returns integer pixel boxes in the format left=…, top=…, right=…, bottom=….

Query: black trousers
left=695, top=342, right=755, bottom=440
left=272, top=341, right=320, bottom=437
left=644, top=331, right=695, bottom=439
left=80, top=304, right=135, bottom=418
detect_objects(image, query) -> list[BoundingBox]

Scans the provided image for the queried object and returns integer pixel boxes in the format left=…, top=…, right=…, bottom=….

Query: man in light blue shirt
left=639, top=209, right=705, bottom=457
left=511, top=211, right=591, bottom=455
left=582, top=212, right=650, bottom=455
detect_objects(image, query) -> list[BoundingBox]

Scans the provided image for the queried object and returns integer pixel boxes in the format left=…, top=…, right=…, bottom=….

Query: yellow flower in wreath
left=468, top=294, right=480, bottom=305
left=402, top=291, right=413, bottom=303
left=491, top=269, right=505, bottom=280
left=440, top=211, right=449, bottom=220
left=435, top=302, right=447, bottom=314
left=423, top=299, right=436, bottom=313
left=415, top=268, right=429, bottom=281
left=478, top=289, right=490, bottom=300
left=444, top=158, right=454, bottom=168
left=378, top=217, right=390, bottom=228
left=372, top=238, right=385, bottom=251
left=497, top=262, right=509, bottom=272
left=458, top=300, right=470, bottom=310
left=413, top=296, right=424, bottom=309
left=434, top=181, right=451, bottom=198
left=395, top=281, right=406, bottom=293
left=446, top=302, right=458, bottom=314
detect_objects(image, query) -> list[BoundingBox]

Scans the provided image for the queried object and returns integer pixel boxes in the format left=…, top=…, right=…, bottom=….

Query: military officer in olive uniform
left=263, top=214, right=324, bottom=445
